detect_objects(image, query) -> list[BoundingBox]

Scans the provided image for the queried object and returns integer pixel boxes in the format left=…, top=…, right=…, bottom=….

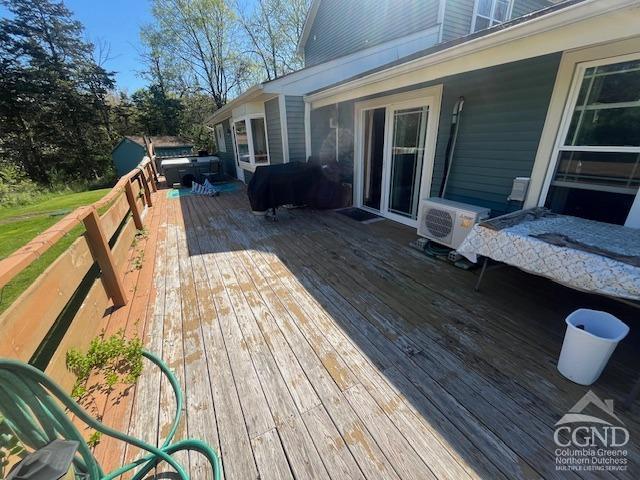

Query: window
left=250, top=118, right=269, bottom=164
left=234, top=120, right=251, bottom=163
left=215, top=124, right=226, bottom=152
left=471, top=0, right=512, bottom=33
left=546, top=56, right=640, bottom=225
left=233, top=115, right=270, bottom=169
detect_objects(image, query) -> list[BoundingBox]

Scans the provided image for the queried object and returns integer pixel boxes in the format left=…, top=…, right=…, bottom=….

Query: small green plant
left=87, top=431, right=102, bottom=448
left=66, top=330, right=144, bottom=401
left=132, top=250, right=144, bottom=270
left=0, top=415, right=25, bottom=477
left=131, top=228, right=149, bottom=247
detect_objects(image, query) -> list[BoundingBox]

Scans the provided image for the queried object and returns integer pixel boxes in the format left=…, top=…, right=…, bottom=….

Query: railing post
left=83, top=208, right=127, bottom=307
left=146, top=163, right=157, bottom=192
left=149, top=155, right=159, bottom=183
left=139, top=169, right=153, bottom=207
left=125, top=181, right=144, bottom=230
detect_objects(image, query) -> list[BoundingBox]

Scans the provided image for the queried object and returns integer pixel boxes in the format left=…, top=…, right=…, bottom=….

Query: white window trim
left=470, top=0, right=514, bottom=33
left=537, top=50, right=640, bottom=227
left=215, top=124, right=226, bottom=152
left=232, top=113, right=271, bottom=172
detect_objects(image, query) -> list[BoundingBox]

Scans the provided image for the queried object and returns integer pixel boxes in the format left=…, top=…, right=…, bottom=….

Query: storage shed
left=112, top=136, right=194, bottom=177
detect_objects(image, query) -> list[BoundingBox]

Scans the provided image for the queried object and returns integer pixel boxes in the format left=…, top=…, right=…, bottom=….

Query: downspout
left=439, top=96, right=464, bottom=198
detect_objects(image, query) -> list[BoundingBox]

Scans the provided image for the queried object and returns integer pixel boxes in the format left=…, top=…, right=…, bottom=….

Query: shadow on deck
left=102, top=183, right=640, bottom=479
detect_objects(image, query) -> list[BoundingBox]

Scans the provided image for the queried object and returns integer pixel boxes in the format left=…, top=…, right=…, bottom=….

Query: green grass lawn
left=0, top=188, right=111, bottom=314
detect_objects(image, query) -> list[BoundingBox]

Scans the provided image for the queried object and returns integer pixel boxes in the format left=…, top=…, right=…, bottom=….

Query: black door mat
left=336, top=207, right=384, bottom=223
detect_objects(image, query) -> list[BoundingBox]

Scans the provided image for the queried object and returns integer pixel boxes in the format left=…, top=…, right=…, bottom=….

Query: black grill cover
left=247, top=162, right=322, bottom=212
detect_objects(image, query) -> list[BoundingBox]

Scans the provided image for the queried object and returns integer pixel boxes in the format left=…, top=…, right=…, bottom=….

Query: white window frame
left=540, top=51, right=640, bottom=227
left=215, top=124, right=226, bottom=152
left=232, top=113, right=270, bottom=172
left=470, top=0, right=514, bottom=33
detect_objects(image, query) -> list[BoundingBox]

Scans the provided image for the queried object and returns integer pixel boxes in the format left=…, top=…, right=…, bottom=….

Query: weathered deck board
left=96, top=184, right=640, bottom=479
left=176, top=198, right=220, bottom=480
left=157, top=198, right=189, bottom=475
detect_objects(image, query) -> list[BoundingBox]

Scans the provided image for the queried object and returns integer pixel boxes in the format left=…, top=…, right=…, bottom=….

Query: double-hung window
left=546, top=55, right=640, bottom=225
left=471, top=0, right=512, bottom=32
left=233, top=115, right=270, bottom=170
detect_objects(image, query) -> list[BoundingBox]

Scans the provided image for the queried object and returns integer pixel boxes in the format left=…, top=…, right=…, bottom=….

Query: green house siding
left=304, top=0, right=439, bottom=67
left=313, top=53, right=561, bottom=215
left=430, top=53, right=561, bottom=214
left=285, top=96, right=306, bottom=162
left=337, top=100, right=355, bottom=182
left=265, top=98, right=284, bottom=164
left=512, top=0, right=552, bottom=18
left=441, top=0, right=476, bottom=42
left=214, top=118, right=237, bottom=178
left=112, top=139, right=146, bottom=177
left=310, top=104, right=335, bottom=163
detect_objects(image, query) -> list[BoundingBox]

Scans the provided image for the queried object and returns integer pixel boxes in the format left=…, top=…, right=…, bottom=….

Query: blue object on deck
left=167, top=181, right=240, bottom=199
left=167, top=188, right=196, bottom=199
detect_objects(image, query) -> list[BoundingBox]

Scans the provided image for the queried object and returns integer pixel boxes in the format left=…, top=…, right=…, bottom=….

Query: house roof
left=306, top=0, right=588, bottom=97
left=124, top=136, right=193, bottom=148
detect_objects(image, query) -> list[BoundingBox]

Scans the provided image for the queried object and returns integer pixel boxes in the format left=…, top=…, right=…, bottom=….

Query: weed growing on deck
left=131, top=227, right=149, bottom=248
left=87, top=431, right=102, bottom=448
left=66, top=330, right=143, bottom=401
left=0, top=415, right=25, bottom=477
left=132, top=250, right=145, bottom=271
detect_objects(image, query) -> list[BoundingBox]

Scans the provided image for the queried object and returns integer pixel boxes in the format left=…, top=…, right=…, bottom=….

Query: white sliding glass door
left=355, top=87, right=441, bottom=228
left=387, top=106, right=429, bottom=220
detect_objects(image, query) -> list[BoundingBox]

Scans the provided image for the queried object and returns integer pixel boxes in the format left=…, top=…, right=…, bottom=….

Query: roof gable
left=296, top=0, right=321, bottom=55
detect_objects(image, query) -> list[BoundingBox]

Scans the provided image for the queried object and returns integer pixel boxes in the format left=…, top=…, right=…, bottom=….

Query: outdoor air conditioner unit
left=418, top=197, right=490, bottom=249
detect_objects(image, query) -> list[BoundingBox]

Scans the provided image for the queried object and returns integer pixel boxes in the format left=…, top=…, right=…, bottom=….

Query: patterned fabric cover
left=457, top=216, right=640, bottom=301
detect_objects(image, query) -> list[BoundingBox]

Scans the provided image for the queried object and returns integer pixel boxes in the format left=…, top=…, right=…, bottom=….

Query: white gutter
left=305, top=0, right=640, bottom=106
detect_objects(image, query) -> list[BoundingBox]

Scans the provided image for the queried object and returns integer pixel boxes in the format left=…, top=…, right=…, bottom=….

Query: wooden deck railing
left=0, top=153, right=159, bottom=390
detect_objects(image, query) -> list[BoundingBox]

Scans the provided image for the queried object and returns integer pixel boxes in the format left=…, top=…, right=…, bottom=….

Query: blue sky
left=65, top=0, right=153, bottom=92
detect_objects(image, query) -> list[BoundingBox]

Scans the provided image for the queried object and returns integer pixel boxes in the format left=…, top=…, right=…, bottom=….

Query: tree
left=109, top=91, right=141, bottom=137
left=238, top=0, right=306, bottom=81
left=131, top=85, right=184, bottom=136
left=178, top=93, right=217, bottom=150
left=0, top=0, right=115, bottom=183
left=144, top=0, right=254, bottom=108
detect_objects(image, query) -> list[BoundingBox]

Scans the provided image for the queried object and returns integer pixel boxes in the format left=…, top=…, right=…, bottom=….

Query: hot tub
left=161, top=156, right=221, bottom=186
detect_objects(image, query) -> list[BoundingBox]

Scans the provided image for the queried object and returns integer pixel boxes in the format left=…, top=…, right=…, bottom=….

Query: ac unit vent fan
left=424, top=208, right=453, bottom=239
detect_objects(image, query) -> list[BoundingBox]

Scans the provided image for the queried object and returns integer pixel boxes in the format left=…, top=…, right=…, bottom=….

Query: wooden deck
left=96, top=184, right=640, bottom=479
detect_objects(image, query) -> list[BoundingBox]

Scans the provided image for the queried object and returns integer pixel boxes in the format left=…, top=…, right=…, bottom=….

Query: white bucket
left=557, top=309, right=629, bottom=385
